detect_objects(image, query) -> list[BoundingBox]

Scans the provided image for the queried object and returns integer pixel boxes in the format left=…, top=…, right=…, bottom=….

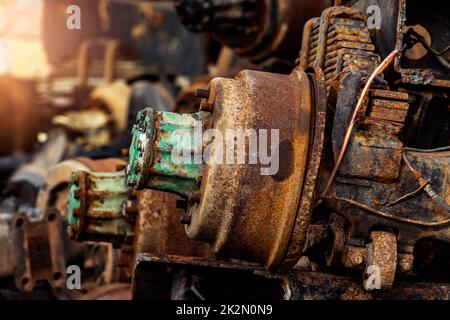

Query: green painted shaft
left=127, top=108, right=211, bottom=198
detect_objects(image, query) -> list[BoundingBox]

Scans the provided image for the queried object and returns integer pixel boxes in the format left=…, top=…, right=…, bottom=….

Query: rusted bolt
left=350, top=252, right=364, bottom=267
left=195, top=88, right=210, bottom=99
left=398, top=254, right=414, bottom=273
left=400, top=261, right=412, bottom=273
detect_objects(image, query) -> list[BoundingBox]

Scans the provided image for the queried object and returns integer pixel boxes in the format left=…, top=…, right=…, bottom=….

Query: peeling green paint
left=127, top=107, right=211, bottom=198
left=67, top=170, right=134, bottom=247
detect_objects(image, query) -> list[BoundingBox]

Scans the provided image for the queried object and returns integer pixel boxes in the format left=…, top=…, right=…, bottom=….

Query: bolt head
left=400, top=261, right=412, bottom=272
left=195, top=88, right=210, bottom=99
left=351, top=252, right=364, bottom=266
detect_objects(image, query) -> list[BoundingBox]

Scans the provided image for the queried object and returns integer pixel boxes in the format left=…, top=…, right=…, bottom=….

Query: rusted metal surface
left=126, top=68, right=316, bottom=269
left=132, top=189, right=213, bottom=270
left=280, top=67, right=328, bottom=270
left=338, top=132, right=403, bottom=181
left=320, top=147, right=450, bottom=288
left=324, top=213, right=346, bottom=268
left=288, top=2, right=449, bottom=292
left=282, top=271, right=450, bottom=300
left=130, top=189, right=255, bottom=299
left=296, top=23, right=446, bottom=291
left=184, top=69, right=313, bottom=269
left=343, top=245, right=366, bottom=269
left=364, top=231, right=397, bottom=290
left=322, top=51, right=399, bottom=201
left=175, top=75, right=213, bottom=113
left=127, top=108, right=210, bottom=197
left=135, top=254, right=263, bottom=272
left=394, top=0, right=450, bottom=86
left=350, top=0, right=450, bottom=87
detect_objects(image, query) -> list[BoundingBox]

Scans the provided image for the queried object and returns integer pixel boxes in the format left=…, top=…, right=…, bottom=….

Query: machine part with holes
left=175, top=0, right=329, bottom=63
left=1, top=154, right=125, bottom=294
left=68, top=170, right=135, bottom=248
left=0, top=209, right=66, bottom=292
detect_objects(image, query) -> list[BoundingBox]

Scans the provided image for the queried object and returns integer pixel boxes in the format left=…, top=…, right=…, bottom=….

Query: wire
left=405, top=28, right=450, bottom=72
left=404, top=146, right=450, bottom=153
left=402, top=147, right=450, bottom=213
left=319, top=195, right=450, bottom=227
left=319, top=50, right=399, bottom=199
left=386, top=183, right=427, bottom=207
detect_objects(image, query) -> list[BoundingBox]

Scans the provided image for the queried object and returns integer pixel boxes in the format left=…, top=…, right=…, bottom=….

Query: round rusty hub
left=185, top=69, right=314, bottom=269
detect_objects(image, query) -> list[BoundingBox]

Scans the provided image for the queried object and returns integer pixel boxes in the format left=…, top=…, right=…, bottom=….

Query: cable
left=319, top=50, right=399, bottom=199
left=402, top=147, right=450, bottom=213
left=386, top=183, right=427, bottom=207
left=405, top=28, right=450, bottom=72
left=320, top=195, right=450, bottom=227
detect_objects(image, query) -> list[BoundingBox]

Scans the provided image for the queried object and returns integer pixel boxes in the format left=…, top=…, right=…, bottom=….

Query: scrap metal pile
left=0, top=0, right=449, bottom=300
